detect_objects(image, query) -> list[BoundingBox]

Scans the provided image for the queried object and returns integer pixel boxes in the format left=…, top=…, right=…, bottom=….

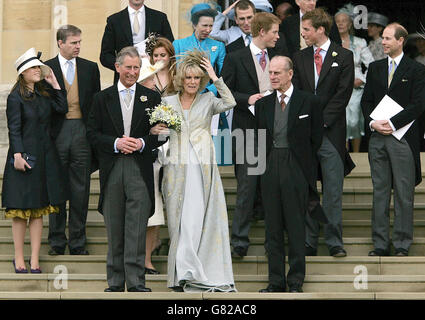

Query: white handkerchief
left=331, top=62, right=339, bottom=67
left=299, top=114, right=309, bottom=119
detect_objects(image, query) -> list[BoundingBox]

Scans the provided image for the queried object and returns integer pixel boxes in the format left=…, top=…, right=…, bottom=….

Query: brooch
left=211, top=46, right=217, bottom=52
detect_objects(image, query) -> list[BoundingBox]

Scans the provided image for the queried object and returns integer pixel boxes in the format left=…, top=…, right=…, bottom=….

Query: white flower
left=211, top=46, right=217, bottom=52
left=140, top=95, right=148, bottom=102
left=146, top=103, right=182, bottom=132
left=332, top=51, right=338, bottom=57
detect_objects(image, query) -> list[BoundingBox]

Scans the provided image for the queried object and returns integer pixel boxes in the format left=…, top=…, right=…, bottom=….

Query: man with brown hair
left=222, top=12, right=281, bottom=258
left=292, top=8, right=355, bottom=258
left=361, top=23, right=425, bottom=257
left=45, top=25, right=101, bottom=256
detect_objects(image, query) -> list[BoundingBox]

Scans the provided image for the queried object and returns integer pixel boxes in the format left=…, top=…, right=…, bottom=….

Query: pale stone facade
left=0, top=0, right=197, bottom=84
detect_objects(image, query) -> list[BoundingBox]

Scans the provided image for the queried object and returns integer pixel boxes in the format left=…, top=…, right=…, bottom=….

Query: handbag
left=10, top=153, right=36, bottom=171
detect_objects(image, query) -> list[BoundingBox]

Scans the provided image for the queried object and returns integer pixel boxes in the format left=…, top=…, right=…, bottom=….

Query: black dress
left=2, top=86, right=69, bottom=217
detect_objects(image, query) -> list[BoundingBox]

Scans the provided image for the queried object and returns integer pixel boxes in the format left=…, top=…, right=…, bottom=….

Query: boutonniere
left=140, top=95, right=148, bottom=102
left=332, top=51, right=338, bottom=57
left=211, top=46, right=217, bottom=52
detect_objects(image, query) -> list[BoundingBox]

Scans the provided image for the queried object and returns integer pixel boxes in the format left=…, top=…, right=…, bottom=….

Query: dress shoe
left=127, top=285, right=152, bottom=292
left=288, top=286, right=303, bottom=293
left=259, top=285, right=286, bottom=293
left=368, top=249, right=390, bottom=256
left=70, top=248, right=89, bottom=255
left=145, top=267, right=160, bottom=275
left=172, top=286, right=184, bottom=292
left=12, top=259, right=28, bottom=274
left=48, top=247, right=65, bottom=256
left=104, top=286, right=125, bottom=292
left=305, top=245, right=317, bottom=256
left=394, top=248, right=408, bottom=256
left=28, top=259, right=42, bottom=274
left=231, top=246, right=248, bottom=258
left=330, top=247, right=347, bottom=258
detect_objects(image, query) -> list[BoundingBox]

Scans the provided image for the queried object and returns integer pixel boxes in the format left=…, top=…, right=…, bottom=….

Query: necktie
left=280, top=94, right=287, bottom=111
left=133, top=10, right=140, bottom=34
left=246, top=35, right=252, bottom=46
left=124, top=89, right=132, bottom=108
left=314, top=48, right=323, bottom=76
left=259, top=50, right=266, bottom=71
left=66, top=60, right=75, bottom=85
left=388, top=59, right=396, bottom=87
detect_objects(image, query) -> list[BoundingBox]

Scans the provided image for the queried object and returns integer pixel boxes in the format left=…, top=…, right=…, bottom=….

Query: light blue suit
left=173, top=33, right=226, bottom=96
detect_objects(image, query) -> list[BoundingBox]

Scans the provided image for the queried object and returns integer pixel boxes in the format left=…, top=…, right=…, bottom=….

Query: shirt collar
left=118, top=80, right=136, bottom=93
left=313, top=38, right=331, bottom=54
left=128, top=5, right=145, bottom=15
left=388, top=52, right=404, bottom=67
left=277, top=84, right=294, bottom=101
left=250, top=41, right=268, bottom=56
left=58, top=53, right=76, bottom=67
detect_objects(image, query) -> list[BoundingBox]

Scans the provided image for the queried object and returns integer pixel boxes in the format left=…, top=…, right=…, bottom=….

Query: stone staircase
left=2, top=85, right=425, bottom=300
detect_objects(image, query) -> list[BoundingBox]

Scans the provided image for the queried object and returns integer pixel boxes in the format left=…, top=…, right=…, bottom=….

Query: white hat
left=227, top=0, right=273, bottom=21
left=14, top=48, right=51, bottom=79
left=138, top=58, right=165, bottom=83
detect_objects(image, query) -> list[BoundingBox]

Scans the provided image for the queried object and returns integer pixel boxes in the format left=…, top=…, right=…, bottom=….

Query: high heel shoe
left=12, top=259, right=28, bottom=273
left=28, top=259, right=42, bottom=274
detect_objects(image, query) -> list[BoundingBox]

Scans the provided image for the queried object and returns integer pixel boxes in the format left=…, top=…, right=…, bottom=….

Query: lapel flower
left=140, top=95, right=148, bottom=102
left=211, top=46, right=217, bottom=52
left=332, top=51, right=338, bottom=57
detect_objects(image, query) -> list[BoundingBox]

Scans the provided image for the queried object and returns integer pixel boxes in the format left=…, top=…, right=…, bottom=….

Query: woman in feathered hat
left=335, top=3, right=374, bottom=152
left=159, top=49, right=237, bottom=292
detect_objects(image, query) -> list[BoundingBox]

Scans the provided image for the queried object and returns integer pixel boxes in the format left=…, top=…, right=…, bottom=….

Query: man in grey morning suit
left=46, top=25, right=101, bottom=256
left=87, top=47, right=164, bottom=292
left=361, top=23, right=425, bottom=256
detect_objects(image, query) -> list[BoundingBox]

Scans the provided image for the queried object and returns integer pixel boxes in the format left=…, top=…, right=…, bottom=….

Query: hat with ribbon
left=14, top=48, right=51, bottom=79
left=138, top=58, right=166, bottom=83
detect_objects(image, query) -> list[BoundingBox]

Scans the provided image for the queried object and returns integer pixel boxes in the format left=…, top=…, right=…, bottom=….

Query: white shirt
left=277, top=84, right=293, bottom=106
left=128, top=5, right=146, bottom=43
left=250, top=42, right=268, bottom=64
left=114, top=81, right=145, bottom=153
left=58, top=53, right=76, bottom=81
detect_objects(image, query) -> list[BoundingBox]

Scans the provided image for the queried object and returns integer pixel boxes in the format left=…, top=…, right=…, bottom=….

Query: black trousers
left=261, top=148, right=308, bottom=289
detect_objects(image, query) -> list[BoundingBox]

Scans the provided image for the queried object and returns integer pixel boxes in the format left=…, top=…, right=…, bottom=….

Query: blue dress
left=173, top=34, right=233, bottom=166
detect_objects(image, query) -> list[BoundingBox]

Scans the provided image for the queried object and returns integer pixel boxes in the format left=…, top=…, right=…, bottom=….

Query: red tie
left=314, top=48, right=323, bottom=76
left=259, top=50, right=266, bottom=71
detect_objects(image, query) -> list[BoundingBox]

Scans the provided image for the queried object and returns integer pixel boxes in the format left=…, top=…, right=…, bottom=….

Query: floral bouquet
left=146, top=102, right=183, bottom=132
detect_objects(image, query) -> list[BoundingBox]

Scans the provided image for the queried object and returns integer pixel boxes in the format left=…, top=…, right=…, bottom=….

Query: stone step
left=1, top=273, right=425, bottom=293
left=2, top=255, right=425, bottom=276
left=2, top=236, right=425, bottom=256
left=3, top=218, right=425, bottom=239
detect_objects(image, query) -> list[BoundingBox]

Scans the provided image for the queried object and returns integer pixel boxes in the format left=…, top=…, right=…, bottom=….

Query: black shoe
left=104, top=286, right=125, bottom=292
left=127, top=285, right=152, bottom=292
left=394, top=248, right=408, bottom=256
left=330, top=247, right=347, bottom=258
left=305, top=245, right=317, bottom=256
left=172, top=286, right=184, bottom=292
left=48, top=247, right=65, bottom=256
left=70, top=248, right=89, bottom=255
left=288, top=286, right=303, bottom=293
left=145, top=267, right=160, bottom=275
left=231, top=246, right=248, bottom=258
left=368, top=249, right=390, bottom=256
left=259, top=285, right=286, bottom=293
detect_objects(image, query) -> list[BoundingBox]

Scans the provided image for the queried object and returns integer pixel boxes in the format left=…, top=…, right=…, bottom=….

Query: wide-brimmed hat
left=227, top=0, right=273, bottom=21
left=367, top=12, right=389, bottom=27
left=14, top=48, right=51, bottom=79
left=138, top=58, right=165, bottom=83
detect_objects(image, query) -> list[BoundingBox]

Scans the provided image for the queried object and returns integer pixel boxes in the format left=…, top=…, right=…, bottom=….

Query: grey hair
left=271, top=55, right=293, bottom=71
left=116, top=46, right=141, bottom=66
left=56, top=25, right=81, bottom=47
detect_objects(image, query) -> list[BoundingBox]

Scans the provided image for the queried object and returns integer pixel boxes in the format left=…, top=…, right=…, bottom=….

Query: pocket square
left=331, top=62, right=339, bottom=67
left=299, top=114, right=309, bottom=119
left=402, top=79, right=408, bottom=82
